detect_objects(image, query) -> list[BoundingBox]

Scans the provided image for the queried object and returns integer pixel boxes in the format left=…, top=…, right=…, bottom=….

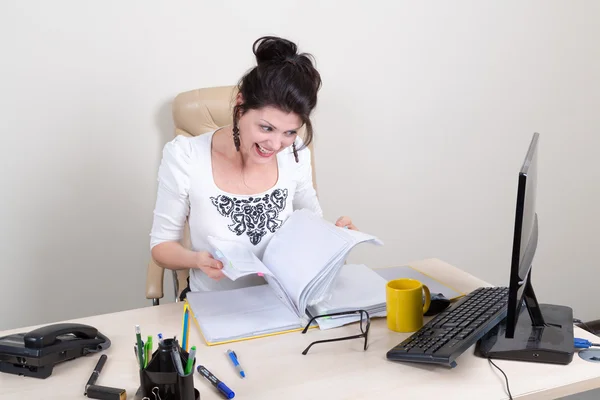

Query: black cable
left=488, top=358, right=513, bottom=400
left=573, top=318, right=594, bottom=334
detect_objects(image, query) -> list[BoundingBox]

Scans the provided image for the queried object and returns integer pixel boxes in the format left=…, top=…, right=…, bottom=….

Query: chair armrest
left=146, top=258, right=165, bottom=299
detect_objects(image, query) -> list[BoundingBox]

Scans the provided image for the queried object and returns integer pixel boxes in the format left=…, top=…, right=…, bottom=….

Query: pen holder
left=138, top=338, right=200, bottom=400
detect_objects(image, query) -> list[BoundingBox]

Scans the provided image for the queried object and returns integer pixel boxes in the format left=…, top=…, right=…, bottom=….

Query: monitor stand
left=476, top=279, right=575, bottom=365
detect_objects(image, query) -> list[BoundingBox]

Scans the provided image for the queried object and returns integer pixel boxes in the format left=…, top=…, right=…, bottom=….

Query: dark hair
left=233, top=36, right=322, bottom=154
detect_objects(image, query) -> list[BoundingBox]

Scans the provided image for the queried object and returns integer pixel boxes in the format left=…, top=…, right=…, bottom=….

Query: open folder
left=306, top=263, right=388, bottom=330
left=185, top=209, right=383, bottom=346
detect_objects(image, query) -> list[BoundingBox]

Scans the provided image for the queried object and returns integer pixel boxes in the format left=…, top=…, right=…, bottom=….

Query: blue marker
left=197, top=365, right=235, bottom=399
left=226, top=349, right=246, bottom=378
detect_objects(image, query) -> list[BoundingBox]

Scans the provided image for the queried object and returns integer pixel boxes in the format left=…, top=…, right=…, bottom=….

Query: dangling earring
left=232, top=124, right=241, bottom=151
left=292, top=142, right=299, bottom=163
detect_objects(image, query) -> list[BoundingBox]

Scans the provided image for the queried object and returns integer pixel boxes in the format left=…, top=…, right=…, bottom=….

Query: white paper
left=207, top=235, right=297, bottom=313
left=309, top=264, right=387, bottom=315
left=207, top=236, right=273, bottom=280
left=186, top=210, right=385, bottom=343
left=186, top=284, right=302, bottom=343
left=261, top=210, right=350, bottom=315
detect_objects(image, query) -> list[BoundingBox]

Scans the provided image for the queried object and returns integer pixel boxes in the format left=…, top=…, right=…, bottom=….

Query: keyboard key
left=442, top=321, right=460, bottom=328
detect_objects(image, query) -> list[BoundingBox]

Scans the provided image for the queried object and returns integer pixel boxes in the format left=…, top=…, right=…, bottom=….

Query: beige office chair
left=145, top=85, right=318, bottom=305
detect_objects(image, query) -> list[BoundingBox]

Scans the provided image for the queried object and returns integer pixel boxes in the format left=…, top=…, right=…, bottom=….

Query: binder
left=185, top=285, right=310, bottom=346
left=185, top=210, right=383, bottom=346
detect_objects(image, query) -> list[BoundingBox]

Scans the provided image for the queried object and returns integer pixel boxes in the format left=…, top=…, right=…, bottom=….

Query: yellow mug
left=386, top=278, right=431, bottom=333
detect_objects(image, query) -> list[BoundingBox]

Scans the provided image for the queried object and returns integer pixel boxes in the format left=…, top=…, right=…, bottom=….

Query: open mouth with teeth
left=255, top=143, right=275, bottom=157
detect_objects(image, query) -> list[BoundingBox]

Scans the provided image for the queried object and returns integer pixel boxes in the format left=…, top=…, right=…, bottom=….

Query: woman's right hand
left=195, top=251, right=225, bottom=280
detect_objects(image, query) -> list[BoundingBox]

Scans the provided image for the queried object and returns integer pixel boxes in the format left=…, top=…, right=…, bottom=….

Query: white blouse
left=150, top=130, right=323, bottom=292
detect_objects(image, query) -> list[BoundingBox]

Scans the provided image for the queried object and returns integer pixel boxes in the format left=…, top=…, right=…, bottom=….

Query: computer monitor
left=476, top=132, right=575, bottom=365
left=505, top=131, right=541, bottom=339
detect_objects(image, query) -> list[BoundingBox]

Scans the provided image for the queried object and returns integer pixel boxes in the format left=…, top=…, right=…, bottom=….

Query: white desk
left=1, top=258, right=599, bottom=400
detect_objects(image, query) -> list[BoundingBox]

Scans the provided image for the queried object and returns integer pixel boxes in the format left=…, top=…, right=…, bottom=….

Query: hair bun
left=253, top=36, right=298, bottom=65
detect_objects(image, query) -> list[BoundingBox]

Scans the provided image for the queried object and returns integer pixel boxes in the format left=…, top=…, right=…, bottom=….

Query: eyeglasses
left=300, top=309, right=370, bottom=355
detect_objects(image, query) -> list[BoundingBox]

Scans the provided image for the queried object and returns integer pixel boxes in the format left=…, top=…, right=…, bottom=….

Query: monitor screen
left=518, top=137, right=539, bottom=282
left=506, top=132, right=540, bottom=338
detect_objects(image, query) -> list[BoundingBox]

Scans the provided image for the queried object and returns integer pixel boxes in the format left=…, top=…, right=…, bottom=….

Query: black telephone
left=0, top=322, right=110, bottom=379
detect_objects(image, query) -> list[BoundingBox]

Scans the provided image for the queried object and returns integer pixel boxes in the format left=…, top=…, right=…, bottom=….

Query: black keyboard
left=386, top=286, right=509, bottom=368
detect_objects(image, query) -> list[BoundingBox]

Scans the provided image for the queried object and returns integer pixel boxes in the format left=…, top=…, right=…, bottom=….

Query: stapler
left=0, top=322, right=111, bottom=378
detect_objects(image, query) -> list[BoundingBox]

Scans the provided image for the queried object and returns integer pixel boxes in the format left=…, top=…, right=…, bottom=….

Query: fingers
left=209, top=257, right=224, bottom=270
left=209, top=269, right=225, bottom=280
left=199, top=265, right=225, bottom=280
left=335, top=216, right=350, bottom=227
left=197, top=251, right=223, bottom=269
left=335, top=216, right=358, bottom=231
left=196, top=251, right=225, bottom=280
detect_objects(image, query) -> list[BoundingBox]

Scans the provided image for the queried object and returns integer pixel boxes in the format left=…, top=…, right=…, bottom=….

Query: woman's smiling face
left=237, top=105, right=302, bottom=164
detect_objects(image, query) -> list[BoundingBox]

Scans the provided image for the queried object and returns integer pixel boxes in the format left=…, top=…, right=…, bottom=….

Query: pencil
left=182, top=303, right=190, bottom=352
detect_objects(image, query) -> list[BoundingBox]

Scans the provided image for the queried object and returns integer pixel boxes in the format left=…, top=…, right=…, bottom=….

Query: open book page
left=306, top=264, right=387, bottom=330
left=206, top=236, right=297, bottom=313
left=302, top=229, right=384, bottom=311
left=308, top=264, right=387, bottom=315
left=260, top=210, right=350, bottom=316
left=186, top=284, right=302, bottom=344
left=339, top=227, right=385, bottom=248
left=207, top=236, right=272, bottom=280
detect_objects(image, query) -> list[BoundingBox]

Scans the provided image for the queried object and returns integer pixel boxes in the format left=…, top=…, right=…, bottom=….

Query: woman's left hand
left=335, top=216, right=358, bottom=231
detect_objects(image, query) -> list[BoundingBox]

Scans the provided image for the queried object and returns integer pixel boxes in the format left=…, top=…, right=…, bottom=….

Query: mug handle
left=422, top=284, right=431, bottom=314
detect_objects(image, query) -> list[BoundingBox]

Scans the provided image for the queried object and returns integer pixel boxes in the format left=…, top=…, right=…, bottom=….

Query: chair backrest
left=170, top=85, right=318, bottom=290
left=173, top=85, right=239, bottom=137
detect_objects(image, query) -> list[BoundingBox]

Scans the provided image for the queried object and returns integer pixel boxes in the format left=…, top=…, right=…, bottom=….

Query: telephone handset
left=0, top=322, right=110, bottom=379
left=24, top=322, right=100, bottom=348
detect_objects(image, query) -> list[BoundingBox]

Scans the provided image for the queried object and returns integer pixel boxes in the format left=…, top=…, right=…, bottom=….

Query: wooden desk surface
left=1, top=258, right=599, bottom=400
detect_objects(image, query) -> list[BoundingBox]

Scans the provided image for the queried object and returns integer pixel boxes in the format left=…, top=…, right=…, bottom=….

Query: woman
left=150, top=36, right=357, bottom=294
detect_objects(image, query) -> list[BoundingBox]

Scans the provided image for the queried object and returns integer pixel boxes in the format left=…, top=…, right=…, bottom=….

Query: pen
left=171, top=345, right=185, bottom=375
left=85, top=354, right=107, bottom=393
left=157, top=333, right=164, bottom=345
left=226, top=349, right=245, bottom=378
left=135, top=325, right=144, bottom=368
left=197, top=365, right=235, bottom=399
left=144, top=335, right=153, bottom=367
left=143, top=342, right=148, bottom=368
left=84, top=355, right=127, bottom=400
left=185, top=345, right=196, bottom=375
